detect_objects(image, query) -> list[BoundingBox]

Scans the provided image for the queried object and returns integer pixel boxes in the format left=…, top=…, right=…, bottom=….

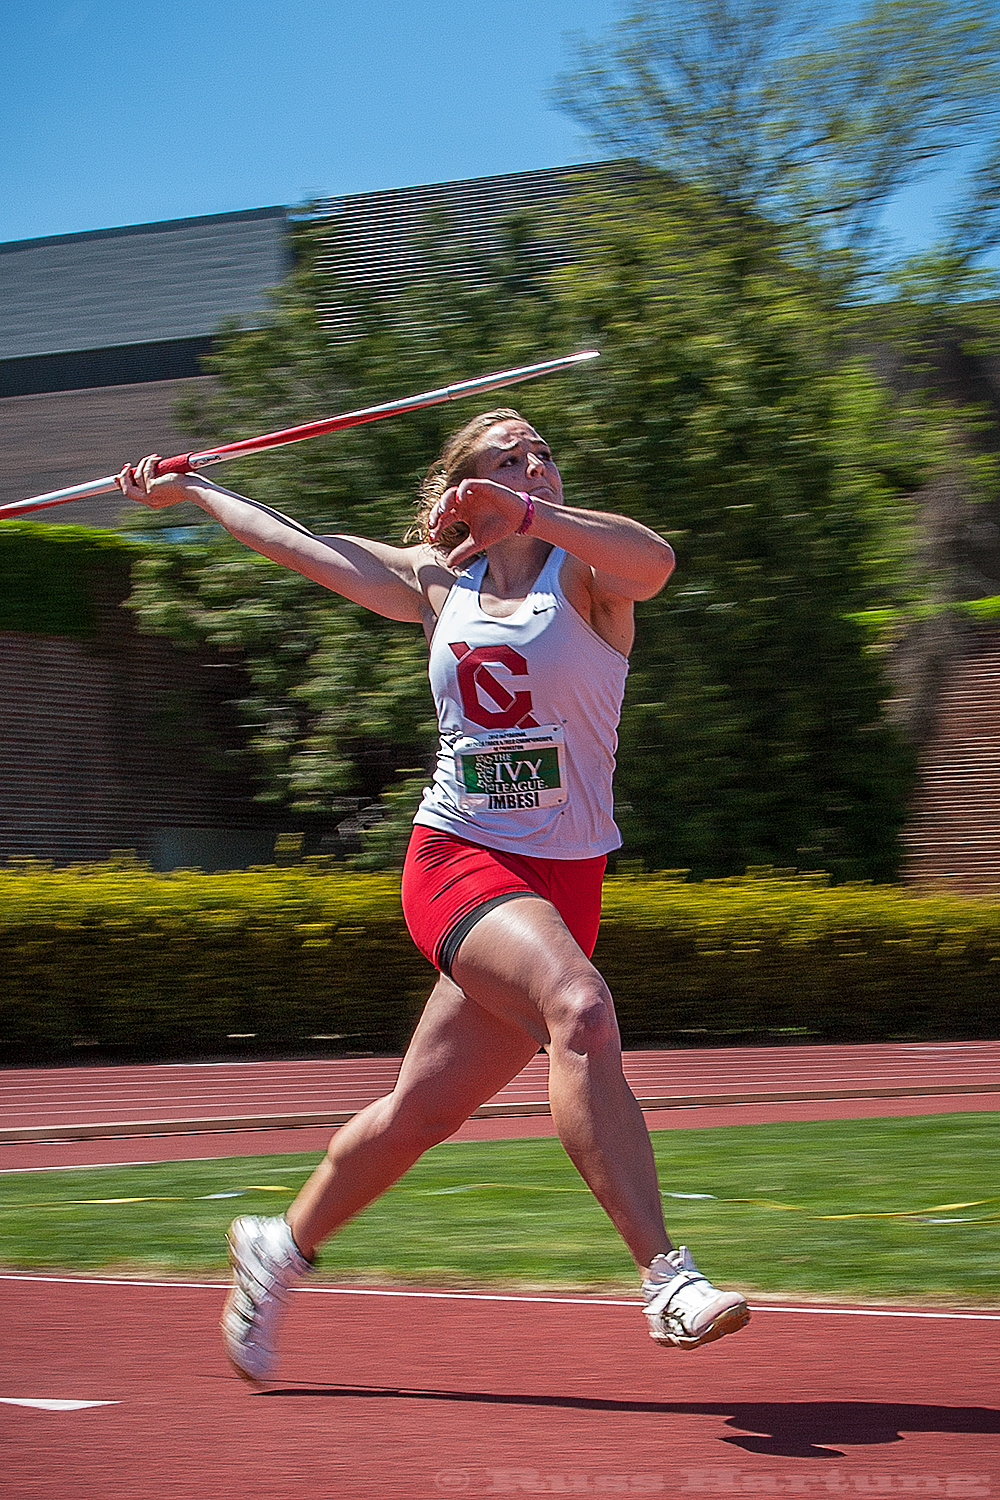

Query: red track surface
left=4, top=1040, right=998, bottom=1171
left=4, top=1275, right=998, bottom=1498
left=4, top=1040, right=999, bottom=1132
left=3, top=1045, right=998, bottom=1494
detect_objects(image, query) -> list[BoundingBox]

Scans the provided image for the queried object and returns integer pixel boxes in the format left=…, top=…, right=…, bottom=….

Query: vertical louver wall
left=0, top=566, right=272, bottom=866
left=901, top=625, right=1000, bottom=894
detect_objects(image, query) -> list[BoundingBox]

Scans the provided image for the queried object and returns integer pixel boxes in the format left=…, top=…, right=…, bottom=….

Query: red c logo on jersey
left=450, top=642, right=538, bottom=729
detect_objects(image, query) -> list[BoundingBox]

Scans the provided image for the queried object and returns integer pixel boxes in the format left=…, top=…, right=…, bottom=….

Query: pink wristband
left=515, top=492, right=535, bottom=534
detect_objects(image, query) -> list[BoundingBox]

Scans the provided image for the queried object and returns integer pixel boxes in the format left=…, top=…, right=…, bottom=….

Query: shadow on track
left=260, top=1390, right=1000, bottom=1459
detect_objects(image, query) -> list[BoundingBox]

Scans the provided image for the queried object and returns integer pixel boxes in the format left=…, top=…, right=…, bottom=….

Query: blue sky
left=3, top=0, right=613, bottom=240
left=0, top=0, right=985, bottom=260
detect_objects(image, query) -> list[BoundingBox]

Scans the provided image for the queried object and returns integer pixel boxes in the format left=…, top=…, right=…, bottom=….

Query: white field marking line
left=0, top=1069, right=386, bottom=1085
left=0, top=1060, right=954, bottom=1083
left=7, top=1092, right=998, bottom=1144
left=3, top=1097, right=391, bottom=1117
left=6, top=1093, right=977, bottom=1125
left=2, top=1081, right=400, bottom=1097
left=0, top=1274, right=998, bottom=1321
left=11, top=1058, right=997, bottom=1090
left=0, top=1162, right=160, bottom=1174
left=2, top=1061, right=406, bottom=1078
left=2, top=1077, right=403, bottom=1096
left=0, top=1089, right=345, bottom=1099
left=5, top=1096, right=999, bottom=1168
left=12, top=1045, right=994, bottom=1079
left=11, top=1045, right=998, bottom=1082
left=0, top=1398, right=118, bottom=1411
left=11, top=1076, right=1000, bottom=1112
left=10, top=1084, right=998, bottom=1118
left=0, top=1161, right=313, bottom=1176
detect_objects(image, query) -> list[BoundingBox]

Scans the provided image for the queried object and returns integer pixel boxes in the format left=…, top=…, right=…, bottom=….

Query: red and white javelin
left=0, top=350, right=600, bottom=520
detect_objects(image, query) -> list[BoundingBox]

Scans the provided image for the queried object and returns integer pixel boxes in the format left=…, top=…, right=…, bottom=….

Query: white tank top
left=414, top=547, right=628, bottom=859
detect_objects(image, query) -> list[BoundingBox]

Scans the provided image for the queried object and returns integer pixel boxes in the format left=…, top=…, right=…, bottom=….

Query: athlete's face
left=473, top=421, right=564, bottom=506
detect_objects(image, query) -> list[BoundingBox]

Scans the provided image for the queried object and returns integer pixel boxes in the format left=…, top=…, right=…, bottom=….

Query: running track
left=3, top=1040, right=999, bottom=1171
left=3, top=1276, right=998, bottom=1497
left=3, top=1044, right=998, bottom=1495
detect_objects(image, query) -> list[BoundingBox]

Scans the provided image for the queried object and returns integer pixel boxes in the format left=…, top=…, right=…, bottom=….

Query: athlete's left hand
left=428, top=479, right=532, bottom=568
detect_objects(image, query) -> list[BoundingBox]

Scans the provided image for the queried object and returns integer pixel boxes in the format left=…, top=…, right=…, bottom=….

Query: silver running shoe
left=641, top=1246, right=750, bottom=1350
left=221, top=1215, right=312, bottom=1383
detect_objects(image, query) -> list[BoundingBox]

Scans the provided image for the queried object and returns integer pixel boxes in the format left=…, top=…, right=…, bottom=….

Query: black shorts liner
left=438, top=890, right=546, bottom=978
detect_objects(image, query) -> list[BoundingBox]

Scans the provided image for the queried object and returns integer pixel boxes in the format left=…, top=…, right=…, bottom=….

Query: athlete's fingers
left=456, top=477, right=486, bottom=506
left=115, top=463, right=137, bottom=494
left=445, top=535, right=481, bottom=569
left=457, top=477, right=524, bottom=519
left=428, top=486, right=461, bottom=538
left=431, top=479, right=525, bottom=551
left=136, top=454, right=163, bottom=488
left=457, top=477, right=513, bottom=500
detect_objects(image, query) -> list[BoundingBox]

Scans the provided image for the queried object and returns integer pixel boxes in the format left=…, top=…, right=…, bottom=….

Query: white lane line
left=1, top=1273, right=997, bottom=1320
left=0, top=1398, right=119, bottom=1411
left=7, top=1072, right=998, bottom=1115
left=0, top=1161, right=161, bottom=1173
left=9, top=1060, right=998, bottom=1091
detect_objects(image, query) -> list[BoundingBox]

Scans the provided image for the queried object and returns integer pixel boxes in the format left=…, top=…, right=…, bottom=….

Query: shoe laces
left=642, top=1248, right=709, bottom=1321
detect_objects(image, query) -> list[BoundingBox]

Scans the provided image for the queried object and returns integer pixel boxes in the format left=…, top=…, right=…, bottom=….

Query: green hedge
left=0, top=860, right=431, bottom=1062
left=1, top=862, right=999, bottom=1063
left=0, top=523, right=137, bottom=637
left=595, top=872, right=1000, bottom=1047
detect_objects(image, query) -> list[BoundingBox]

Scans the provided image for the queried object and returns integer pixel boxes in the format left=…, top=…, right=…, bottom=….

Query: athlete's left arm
left=523, top=500, right=676, bottom=657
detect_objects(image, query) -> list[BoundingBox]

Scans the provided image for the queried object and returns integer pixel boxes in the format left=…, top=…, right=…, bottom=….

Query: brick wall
left=0, top=570, right=274, bottom=866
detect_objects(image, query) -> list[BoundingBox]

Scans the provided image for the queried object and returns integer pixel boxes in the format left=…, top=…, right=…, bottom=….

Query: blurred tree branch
left=555, top=0, right=1000, bottom=266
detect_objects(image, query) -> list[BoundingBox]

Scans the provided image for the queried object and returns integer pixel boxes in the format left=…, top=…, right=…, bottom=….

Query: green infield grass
left=1, top=1114, right=997, bottom=1304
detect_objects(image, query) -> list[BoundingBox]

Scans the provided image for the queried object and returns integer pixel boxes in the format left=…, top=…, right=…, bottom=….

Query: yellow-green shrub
left=596, top=871, right=1000, bottom=1044
left=0, top=860, right=431, bottom=1060
left=1, top=863, right=998, bottom=1061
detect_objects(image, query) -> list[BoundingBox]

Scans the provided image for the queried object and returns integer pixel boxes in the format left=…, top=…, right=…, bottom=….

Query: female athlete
left=117, top=408, right=749, bottom=1382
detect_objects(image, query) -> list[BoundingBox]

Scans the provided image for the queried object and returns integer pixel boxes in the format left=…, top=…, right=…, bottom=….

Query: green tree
left=520, top=183, right=919, bottom=877
left=128, top=218, right=563, bottom=857
left=127, top=186, right=922, bottom=878
left=555, top=0, right=1000, bottom=265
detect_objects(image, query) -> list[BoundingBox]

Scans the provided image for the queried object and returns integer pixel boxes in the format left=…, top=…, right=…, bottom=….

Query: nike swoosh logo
left=532, top=602, right=557, bottom=614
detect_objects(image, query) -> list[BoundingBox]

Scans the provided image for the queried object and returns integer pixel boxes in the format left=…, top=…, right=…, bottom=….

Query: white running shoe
left=221, top=1215, right=312, bottom=1383
left=641, top=1246, right=750, bottom=1350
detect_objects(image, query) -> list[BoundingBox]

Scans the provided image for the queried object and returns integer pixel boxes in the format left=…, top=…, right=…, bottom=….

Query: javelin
left=0, top=351, right=600, bottom=520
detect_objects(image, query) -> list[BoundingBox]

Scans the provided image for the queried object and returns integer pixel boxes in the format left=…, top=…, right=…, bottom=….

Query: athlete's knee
left=546, top=974, right=618, bottom=1056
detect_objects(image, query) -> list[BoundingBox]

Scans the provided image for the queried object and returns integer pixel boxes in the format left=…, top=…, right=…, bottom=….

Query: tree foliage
left=521, top=184, right=920, bottom=877
left=555, top=0, right=1000, bottom=266
left=127, top=176, right=927, bottom=878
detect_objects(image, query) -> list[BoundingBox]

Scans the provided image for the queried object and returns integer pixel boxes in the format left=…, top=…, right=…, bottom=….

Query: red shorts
left=401, top=824, right=606, bottom=976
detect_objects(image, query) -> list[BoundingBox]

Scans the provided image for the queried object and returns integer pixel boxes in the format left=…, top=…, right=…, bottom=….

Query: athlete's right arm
left=116, top=457, right=430, bottom=625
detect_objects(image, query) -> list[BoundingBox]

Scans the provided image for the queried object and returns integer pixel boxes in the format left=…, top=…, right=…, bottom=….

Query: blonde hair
left=408, top=407, right=525, bottom=552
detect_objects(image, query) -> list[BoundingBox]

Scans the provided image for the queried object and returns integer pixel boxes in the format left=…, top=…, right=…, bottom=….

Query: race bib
left=454, top=725, right=567, bottom=813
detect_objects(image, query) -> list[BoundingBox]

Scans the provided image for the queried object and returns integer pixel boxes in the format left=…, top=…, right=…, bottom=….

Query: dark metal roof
left=0, top=206, right=291, bottom=360
left=0, top=165, right=629, bottom=395
left=308, top=163, right=629, bottom=339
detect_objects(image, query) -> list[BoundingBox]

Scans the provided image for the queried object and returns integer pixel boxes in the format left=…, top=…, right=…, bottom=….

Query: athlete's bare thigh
left=449, top=895, right=619, bottom=1050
